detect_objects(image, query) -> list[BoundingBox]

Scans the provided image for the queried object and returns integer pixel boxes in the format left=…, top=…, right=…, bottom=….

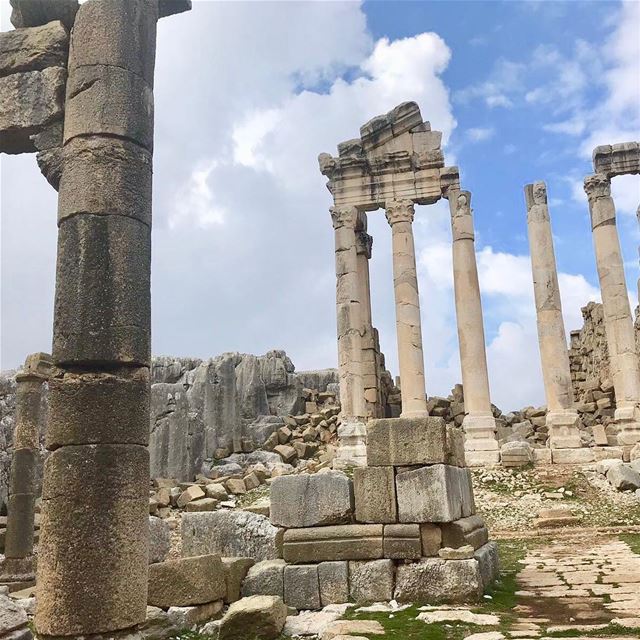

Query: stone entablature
left=593, top=142, right=640, bottom=178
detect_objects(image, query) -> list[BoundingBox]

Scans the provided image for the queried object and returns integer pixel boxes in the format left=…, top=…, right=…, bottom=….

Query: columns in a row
left=584, top=174, right=640, bottom=446
left=386, top=200, right=428, bottom=417
left=1, top=353, right=52, bottom=585
left=444, top=189, right=499, bottom=462
left=525, top=182, right=581, bottom=448
left=35, top=1, right=158, bottom=636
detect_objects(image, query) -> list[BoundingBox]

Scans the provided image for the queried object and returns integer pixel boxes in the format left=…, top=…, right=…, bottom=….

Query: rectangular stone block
left=283, top=525, right=383, bottom=564
left=0, top=21, right=69, bottom=77
left=64, top=64, right=154, bottom=150
left=46, top=368, right=149, bottom=448
left=0, top=67, right=65, bottom=153
left=42, top=444, right=149, bottom=500
left=446, top=424, right=466, bottom=466
left=68, top=0, right=157, bottom=84
left=457, top=467, right=476, bottom=517
left=58, top=137, right=152, bottom=226
left=284, top=564, right=321, bottom=610
left=349, top=559, right=395, bottom=604
left=353, top=466, right=396, bottom=523
left=35, top=491, right=149, bottom=635
left=9, top=0, right=79, bottom=29
left=396, top=464, right=463, bottom=523
left=551, top=448, right=595, bottom=464
left=8, top=449, right=37, bottom=495
left=383, top=524, right=421, bottom=559
left=419, top=523, right=442, bottom=556
left=440, top=515, right=488, bottom=550
left=474, top=541, right=500, bottom=589
left=318, top=561, right=349, bottom=606
left=53, top=214, right=150, bottom=367
left=270, top=471, right=354, bottom=528
left=147, top=555, right=225, bottom=608
left=241, top=559, right=285, bottom=599
left=3, top=494, right=36, bottom=559
left=366, top=416, right=449, bottom=466
left=221, top=557, right=254, bottom=604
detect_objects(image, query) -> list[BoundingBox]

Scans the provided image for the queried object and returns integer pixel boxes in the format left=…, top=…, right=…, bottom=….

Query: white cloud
left=466, top=127, right=495, bottom=143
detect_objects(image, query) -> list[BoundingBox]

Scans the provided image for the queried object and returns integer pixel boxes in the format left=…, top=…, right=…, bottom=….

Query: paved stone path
left=512, top=536, right=640, bottom=636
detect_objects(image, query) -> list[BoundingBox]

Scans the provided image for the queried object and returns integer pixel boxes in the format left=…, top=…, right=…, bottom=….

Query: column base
left=547, top=411, right=582, bottom=449
left=0, top=555, right=36, bottom=592
left=465, top=450, right=501, bottom=466
left=462, top=414, right=499, bottom=456
left=614, top=405, right=640, bottom=446
left=400, top=409, right=429, bottom=419
left=333, top=420, right=367, bottom=469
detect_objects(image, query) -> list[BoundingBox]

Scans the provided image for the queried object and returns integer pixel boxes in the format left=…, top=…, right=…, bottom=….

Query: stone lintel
left=159, top=0, right=193, bottom=18
left=592, top=141, right=640, bottom=177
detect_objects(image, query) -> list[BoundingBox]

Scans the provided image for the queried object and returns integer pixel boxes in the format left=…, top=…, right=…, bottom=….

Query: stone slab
left=241, top=559, right=285, bottom=599
left=441, top=515, right=488, bottom=550
left=353, top=466, right=397, bottom=524
left=366, top=416, right=450, bottom=466
left=348, top=559, right=395, bottom=604
left=283, top=525, right=383, bottom=564
left=551, top=448, right=596, bottom=464
left=474, top=541, right=500, bottom=589
left=10, top=0, right=79, bottom=29
left=383, top=524, right=421, bottom=559
left=318, top=561, right=349, bottom=606
left=420, top=523, right=442, bottom=556
left=284, top=564, right=321, bottom=610
left=221, top=557, right=254, bottom=603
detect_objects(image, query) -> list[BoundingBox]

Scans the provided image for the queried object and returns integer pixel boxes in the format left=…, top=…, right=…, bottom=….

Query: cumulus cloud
left=466, top=127, right=495, bottom=143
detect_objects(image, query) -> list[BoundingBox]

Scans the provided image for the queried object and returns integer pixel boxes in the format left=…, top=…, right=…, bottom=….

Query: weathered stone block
left=35, top=491, right=149, bottom=635
left=149, top=516, right=170, bottom=565
left=58, top=137, right=152, bottom=226
left=458, top=467, right=476, bottom=517
left=440, top=515, right=488, bottom=550
left=0, top=21, right=68, bottom=77
left=383, top=524, right=421, bottom=559
left=607, top=463, right=640, bottom=490
left=185, top=497, right=218, bottom=512
left=46, top=368, right=149, bottom=448
left=283, top=525, right=383, bottom=564
left=419, top=523, right=442, bottom=556
left=366, top=416, right=449, bottom=466
left=10, top=0, right=79, bottom=29
left=353, top=466, right=396, bottom=523
left=270, top=471, right=354, bottom=528
left=0, top=67, right=65, bottom=154
left=42, top=444, right=149, bottom=500
left=217, top=595, right=288, bottom=640
left=284, top=565, right=321, bottom=610
left=241, top=559, right=285, bottom=599
left=53, top=214, right=150, bottom=367
left=394, top=558, right=483, bottom=603
left=474, top=541, right=499, bottom=589
left=147, top=555, right=225, bottom=608
left=221, top=557, right=254, bottom=603
left=182, top=511, right=283, bottom=562
left=396, top=464, right=462, bottom=523
left=64, top=64, right=154, bottom=150
left=68, top=0, right=157, bottom=83
left=348, top=559, right=395, bottom=604
left=318, top=561, right=349, bottom=606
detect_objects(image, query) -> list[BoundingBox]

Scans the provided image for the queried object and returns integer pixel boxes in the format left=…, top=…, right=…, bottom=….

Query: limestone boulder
left=182, top=511, right=283, bottom=562
left=148, top=516, right=171, bottom=564
left=241, top=559, right=286, bottom=599
left=221, top=557, right=255, bottom=603
left=270, top=470, right=354, bottom=528
left=218, top=595, right=288, bottom=640
left=0, top=593, right=28, bottom=633
left=10, top=0, right=79, bottom=29
left=606, top=464, right=640, bottom=491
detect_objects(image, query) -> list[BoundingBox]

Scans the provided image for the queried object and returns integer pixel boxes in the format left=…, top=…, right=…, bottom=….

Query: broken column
left=1, top=353, right=52, bottom=589
left=444, top=186, right=498, bottom=464
left=331, top=205, right=367, bottom=467
left=385, top=199, right=428, bottom=417
left=525, top=181, right=581, bottom=450
left=356, top=219, right=382, bottom=419
left=584, top=173, right=640, bottom=446
left=33, top=1, right=190, bottom=636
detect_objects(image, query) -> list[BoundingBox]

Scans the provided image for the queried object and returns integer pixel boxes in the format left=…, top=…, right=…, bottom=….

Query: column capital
left=355, top=230, right=373, bottom=258
left=330, top=206, right=358, bottom=230
left=450, top=190, right=475, bottom=241
left=524, top=181, right=550, bottom=223
left=385, top=199, right=415, bottom=226
left=584, top=173, right=611, bottom=203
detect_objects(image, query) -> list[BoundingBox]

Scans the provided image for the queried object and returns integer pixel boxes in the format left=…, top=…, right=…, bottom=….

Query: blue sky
left=1, top=0, right=639, bottom=410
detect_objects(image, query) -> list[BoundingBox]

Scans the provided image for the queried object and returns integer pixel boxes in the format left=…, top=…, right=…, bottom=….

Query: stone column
left=356, top=223, right=381, bottom=418
left=445, top=189, right=499, bottom=463
left=1, top=353, right=52, bottom=587
left=331, top=205, right=367, bottom=467
left=385, top=199, right=428, bottom=417
left=525, top=182, right=581, bottom=448
left=585, top=173, right=640, bottom=446
left=35, top=1, right=162, bottom=635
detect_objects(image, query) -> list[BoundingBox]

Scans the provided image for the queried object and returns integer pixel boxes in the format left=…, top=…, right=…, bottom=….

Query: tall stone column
left=585, top=173, right=640, bottom=446
left=356, top=223, right=381, bottom=418
left=1, top=353, right=52, bottom=588
left=385, top=199, right=428, bottom=417
left=331, top=205, right=367, bottom=467
left=35, top=1, right=166, bottom=635
left=444, top=189, right=499, bottom=464
left=525, top=181, right=581, bottom=449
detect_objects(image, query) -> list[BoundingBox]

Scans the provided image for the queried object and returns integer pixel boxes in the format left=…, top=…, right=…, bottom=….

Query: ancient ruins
left=0, top=1, right=640, bottom=639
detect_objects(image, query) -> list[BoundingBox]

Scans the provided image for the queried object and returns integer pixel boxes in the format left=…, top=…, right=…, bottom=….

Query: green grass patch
left=545, top=622, right=640, bottom=637
left=620, top=532, right=640, bottom=554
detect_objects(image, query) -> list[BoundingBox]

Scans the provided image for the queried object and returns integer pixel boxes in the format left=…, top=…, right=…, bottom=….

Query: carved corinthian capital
left=583, top=173, right=611, bottom=203
left=355, top=230, right=373, bottom=258
left=385, top=199, right=415, bottom=226
left=330, top=205, right=358, bottom=230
